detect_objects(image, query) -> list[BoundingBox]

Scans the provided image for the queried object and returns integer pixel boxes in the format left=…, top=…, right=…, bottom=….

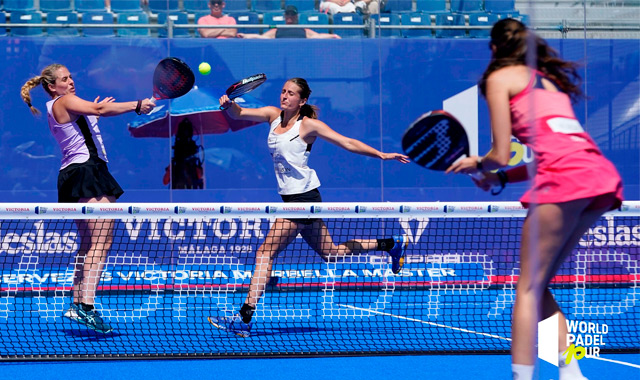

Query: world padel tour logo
left=487, top=205, right=499, bottom=213
left=174, top=206, right=186, bottom=214
left=355, top=206, right=367, bottom=213
left=538, top=314, right=607, bottom=366
left=128, top=206, right=141, bottom=214
left=220, top=206, right=231, bottom=214
left=35, top=206, right=48, bottom=215
left=265, top=206, right=277, bottom=214
left=400, top=205, right=411, bottom=213
left=82, top=206, right=94, bottom=214
left=310, top=206, right=322, bottom=214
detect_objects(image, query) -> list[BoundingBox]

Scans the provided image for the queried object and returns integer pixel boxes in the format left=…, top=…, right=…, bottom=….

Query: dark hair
left=479, top=18, right=583, bottom=102
left=288, top=77, right=318, bottom=119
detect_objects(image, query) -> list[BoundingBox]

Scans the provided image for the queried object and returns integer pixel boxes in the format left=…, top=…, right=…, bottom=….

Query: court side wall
left=1, top=38, right=637, bottom=202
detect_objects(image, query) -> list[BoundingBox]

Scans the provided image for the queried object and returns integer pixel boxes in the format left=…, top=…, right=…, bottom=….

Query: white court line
left=587, top=355, right=640, bottom=369
left=337, top=303, right=511, bottom=342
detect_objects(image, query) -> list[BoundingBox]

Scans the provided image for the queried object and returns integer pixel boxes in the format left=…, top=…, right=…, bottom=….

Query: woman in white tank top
left=208, top=78, right=410, bottom=337
left=21, top=63, right=155, bottom=333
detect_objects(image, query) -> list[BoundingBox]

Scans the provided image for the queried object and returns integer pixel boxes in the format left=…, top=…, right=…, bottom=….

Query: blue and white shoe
left=63, top=304, right=113, bottom=333
left=389, top=235, right=408, bottom=274
left=208, top=314, right=252, bottom=338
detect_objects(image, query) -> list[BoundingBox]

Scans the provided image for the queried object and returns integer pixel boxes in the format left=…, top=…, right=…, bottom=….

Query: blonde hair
left=20, top=63, right=65, bottom=116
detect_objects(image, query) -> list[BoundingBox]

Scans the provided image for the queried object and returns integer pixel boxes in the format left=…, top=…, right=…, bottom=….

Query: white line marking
left=337, top=303, right=511, bottom=342
left=587, top=355, right=640, bottom=369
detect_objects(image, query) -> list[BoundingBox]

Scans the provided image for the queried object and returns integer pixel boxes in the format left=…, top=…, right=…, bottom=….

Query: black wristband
left=135, top=100, right=142, bottom=115
left=476, top=157, right=484, bottom=171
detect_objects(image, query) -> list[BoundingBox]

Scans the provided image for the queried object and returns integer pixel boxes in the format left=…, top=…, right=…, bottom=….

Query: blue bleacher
left=468, top=12, right=499, bottom=38
left=401, top=12, right=432, bottom=38
left=148, top=0, right=181, bottom=12
left=228, top=10, right=259, bottom=34
left=75, top=0, right=106, bottom=12
left=450, top=0, right=483, bottom=13
left=10, top=11, right=43, bottom=36
left=300, top=11, right=328, bottom=34
left=0, top=13, right=6, bottom=36
left=332, top=12, right=364, bottom=38
left=224, top=0, right=249, bottom=12
left=47, top=11, right=80, bottom=36
left=117, top=11, right=149, bottom=36
left=111, top=0, right=143, bottom=12
left=415, top=0, right=446, bottom=13
left=183, top=0, right=210, bottom=13
left=435, top=12, right=465, bottom=38
left=40, top=0, right=73, bottom=12
left=252, top=0, right=281, bottom=12
left=285, top=0, right=315, bottom=13
left=82, top=11, right=115, bottom=37
left=370, top=13, right=401, bottom=38
left=381, top=0, right=412, bottom=13
left=4, top=0, right=35, bottom=12
left=484, top=0, right=515, bottom=14
left=262, top=10, right=285, bottom=25
left=157, top=11, right=190, bottom=37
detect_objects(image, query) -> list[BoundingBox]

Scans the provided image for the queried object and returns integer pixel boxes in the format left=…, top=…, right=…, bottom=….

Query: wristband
left=476, top=157, right=484, bottom=171
left=135, top=100, right=142, bottom=115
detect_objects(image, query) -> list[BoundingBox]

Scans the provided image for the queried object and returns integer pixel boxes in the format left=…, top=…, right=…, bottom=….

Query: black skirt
left=57, top=157, right=124, bottom=203
left=280, top=188, right=322, bottom=225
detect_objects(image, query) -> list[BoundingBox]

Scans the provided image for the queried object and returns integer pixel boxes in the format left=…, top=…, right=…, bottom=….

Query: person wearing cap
left=237, top=5, right=341, bottom=39
left=197, top=0, right=238, bottom=38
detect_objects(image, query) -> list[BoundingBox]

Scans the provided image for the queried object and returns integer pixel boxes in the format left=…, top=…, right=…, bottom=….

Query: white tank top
left=267, top=115, right=321, bottom=195
left=46, top=96, right=108, bottom=170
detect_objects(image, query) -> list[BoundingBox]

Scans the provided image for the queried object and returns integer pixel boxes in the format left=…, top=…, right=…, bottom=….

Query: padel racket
left=402, top=110, right=473, bottom=171
left=220, top=73, right=267, bottom=110
left=152, top=57, right=195, bottom=100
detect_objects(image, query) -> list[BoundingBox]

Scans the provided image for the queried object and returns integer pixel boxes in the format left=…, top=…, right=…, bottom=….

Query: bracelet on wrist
left=491, top=169, right=508, bottom=196
left=476, top=157, right=484, bottom=171
left=135, top=100, right=142, bottom=115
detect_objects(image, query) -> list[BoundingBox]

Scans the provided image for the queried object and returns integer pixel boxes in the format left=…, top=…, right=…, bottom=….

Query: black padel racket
left=220, top=73, right=267, bottom=110
left=153, top=57, right=195, bottom=100
left=402, top=110, right=472, bottom=171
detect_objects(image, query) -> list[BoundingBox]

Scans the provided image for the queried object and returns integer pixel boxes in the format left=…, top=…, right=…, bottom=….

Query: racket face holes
left=153, top=58, right=195, bottom=99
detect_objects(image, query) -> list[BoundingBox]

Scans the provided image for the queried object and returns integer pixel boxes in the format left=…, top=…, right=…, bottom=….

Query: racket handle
left=469, top=172, right=485, bottom=181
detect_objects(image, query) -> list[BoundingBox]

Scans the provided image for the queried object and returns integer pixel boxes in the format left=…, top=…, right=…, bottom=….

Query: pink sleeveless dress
left=509, top=70, right=623, bottom=208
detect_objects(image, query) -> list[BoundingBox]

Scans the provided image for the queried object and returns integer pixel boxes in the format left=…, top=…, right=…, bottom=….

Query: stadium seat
left=300, top=11, right=328, bottom=34
left=435, top=12, right=465, bottom=38
left=47, top=11, right=80, bottom=36
left=40, top=0, right=73, bottom=12
left=285, top=0, right=315, bottom=13
left=484, top=0, right=515, bottom=14
left=332, top=12, right=364, bottom=38
left=381, top=0, right=412, bottom=13
left=468, top=12, right=498, bottom=38
left=228, top=10, right=259, bottom=34
left=10, top=11, right=43, bottom=36
left=370, top=13, right=401, bottom=38
left=111, top=0, right=143, bottom=12
left=183, top=0, right=210, bottom=13
left=415, top=0, right=446, bottom=13
left=253, top=0, right=281, bottom=12
left=450, top=0, right=483, bottom=13
left=0, top=13, right=6, bottom=36
left=116, top=11, right=149, bottom=36
left=81, top=11, right=115, bottom=37
left=4, top=0, right=35, bottom=12
left=148, top=0, right=181, bottom=12
left=75, top=0, right=106, bottom=12
left=224, top=0, right=249, bottom=12
left=262, top=10, right=285, bottom=25
left=401, top=12, right=432, bottom=38
left=157, top=11, right=190, bottom=37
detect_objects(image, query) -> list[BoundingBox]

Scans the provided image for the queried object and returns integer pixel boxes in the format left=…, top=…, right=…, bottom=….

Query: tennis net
left=0, top=201, right=638, bottom=359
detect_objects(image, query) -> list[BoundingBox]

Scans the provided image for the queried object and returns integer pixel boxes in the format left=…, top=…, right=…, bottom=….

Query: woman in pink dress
left=447, top=18, right=623, bottom=380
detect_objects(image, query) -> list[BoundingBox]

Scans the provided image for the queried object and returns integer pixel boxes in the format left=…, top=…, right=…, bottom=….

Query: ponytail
left=20, top=63, right=65, bottom=116
left=300, top=103, right=318, bottom=119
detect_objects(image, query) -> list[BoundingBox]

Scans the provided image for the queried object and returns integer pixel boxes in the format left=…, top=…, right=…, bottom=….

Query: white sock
left=512, top=364, right=534, bottom=380
left=559, top=352, right=588, bottom=380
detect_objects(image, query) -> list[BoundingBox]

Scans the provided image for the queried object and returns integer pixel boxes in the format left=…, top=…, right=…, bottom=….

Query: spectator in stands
left=319, top=0, right=378, bottom=15
left=237, top=5, right=341, bottom=39
left=198, top=0, right=237, bottom=38
left=20, top=63, right=155, bottom=334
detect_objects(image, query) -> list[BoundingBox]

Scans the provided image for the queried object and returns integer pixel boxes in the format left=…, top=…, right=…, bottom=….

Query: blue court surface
left=2, top=353, right=639, bottom=380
